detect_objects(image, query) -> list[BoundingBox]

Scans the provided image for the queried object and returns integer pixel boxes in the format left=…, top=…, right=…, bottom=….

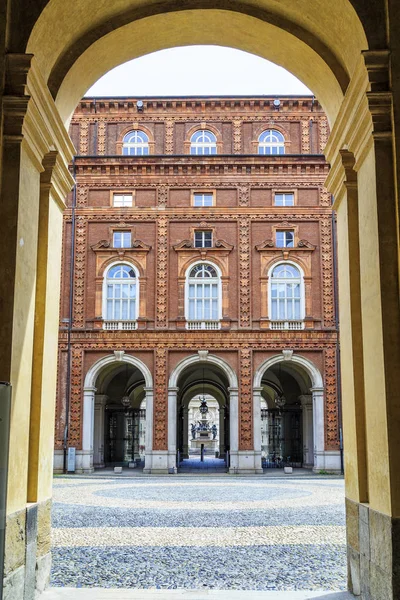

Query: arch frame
left=253, top=351, right=323, bottom=389
left=116, top=123, right=155, bottom=155
left=169, top=351, right=238, bottom=389
left=101, top=260, right=141, bottom=323
left=184, top=260, right=223, bottom=324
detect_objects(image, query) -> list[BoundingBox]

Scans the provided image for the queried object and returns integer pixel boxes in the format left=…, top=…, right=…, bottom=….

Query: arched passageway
left=2, top=1, right=400, bottom=598
left=169, top=353, right=239, bottom=473
left=54, top=353, right=153, bottom=473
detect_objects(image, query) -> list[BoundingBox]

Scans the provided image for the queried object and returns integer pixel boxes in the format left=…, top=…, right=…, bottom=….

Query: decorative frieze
left=154, top=347, right=168, bottom=450
left=301, top=119, right=311, bottom=153
left=239, top=218, right=251, bottom=327
left=318, top=118, right=329, bottom=153
left=165, top=119, right=174, bottom=154
left=79, top=120, right=89, bottom=155
left=69, top=347, right=84, bottom=447
left=73, top=216, right=87, bottom=328
left=156, top=216, right=168, bottom=327
left=233, top=120, right=242, bottom=154
left=157, top=185, right=168, bottom=208
left=324, top=347, right=339, bottom=450
left=319, top=187, right=332, bottom=207
left=239, top=348, right=253, bottom=449
left=320, top=218, right=336, bottom=328
left=76, top=186, right=89, bottom=207
left=97, top=121, right=106, bottom=155
left=238, top=185, right=250, bottom=207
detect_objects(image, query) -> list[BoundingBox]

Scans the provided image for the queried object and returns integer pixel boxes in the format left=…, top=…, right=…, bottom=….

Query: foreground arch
left=2, top=1, right=400, bottom=598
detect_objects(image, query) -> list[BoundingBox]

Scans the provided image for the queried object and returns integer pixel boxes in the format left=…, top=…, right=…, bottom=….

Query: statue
left=211, top=424, right=217, bottom=439
left=191, top=423, right=196, bottom=440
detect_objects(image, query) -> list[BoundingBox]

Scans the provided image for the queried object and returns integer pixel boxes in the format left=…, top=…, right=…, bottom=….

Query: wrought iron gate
left=261, top=408, right=303, bottom=468
left=105, top=408, right=145, bottom=466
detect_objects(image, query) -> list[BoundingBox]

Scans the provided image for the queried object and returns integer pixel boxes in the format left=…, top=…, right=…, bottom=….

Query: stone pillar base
left=313, top=450, right=342, bottom=473
left=143, top=451, right=177, bottom=474
left=53, top=449, right=95, bottom=473
left=346, top=498, right=400, bottom=599
left=3, top=500, right=52, bottom=599
left=229, top=451, right=263, bottom=474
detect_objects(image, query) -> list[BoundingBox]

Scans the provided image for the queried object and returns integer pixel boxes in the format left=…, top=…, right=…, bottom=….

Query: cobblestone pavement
left=51, top=474, right=347, bottom=592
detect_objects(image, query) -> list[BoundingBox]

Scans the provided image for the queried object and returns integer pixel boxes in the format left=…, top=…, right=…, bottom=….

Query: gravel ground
left=51, top=475, right=346, bottom=590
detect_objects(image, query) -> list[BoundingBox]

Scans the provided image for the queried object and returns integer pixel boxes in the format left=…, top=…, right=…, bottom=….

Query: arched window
left=270, top=263, right=303, bottom=323
left=122, top=130, right=149, bottom=155
left=186, top=263, right=221, bottom=328
left=104, top=264, right=138, bottom=327
left=258, top=130, right=285, bottom=155
left=190, top=130, right=217, bottom=155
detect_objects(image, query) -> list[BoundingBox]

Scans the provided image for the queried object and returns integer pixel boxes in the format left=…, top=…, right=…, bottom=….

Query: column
left=182, top=408, right=189, bottom=458
left=81, top=387, right=96, bottom=473
left=228, top=387, right=238, bottom=472
left=253, top=387, right=264, bottom=473
left=219, top=406, right=225, bottom=459
left=167, top=387, right=179, bottom=473
left=93, top=395, right=107, bottom=467
left=311, top=387, right=325, bottom=471
left=299, top=395, right=313, bottom=467
left=143, top=387, right=153, bottom=474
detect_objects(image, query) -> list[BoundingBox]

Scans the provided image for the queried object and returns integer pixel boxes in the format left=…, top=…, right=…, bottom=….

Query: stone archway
left=74, top=351, right=153, bottom=473
left=2, top=2, right=400, bottom=598
left=253, top=352, right=339, bottom=472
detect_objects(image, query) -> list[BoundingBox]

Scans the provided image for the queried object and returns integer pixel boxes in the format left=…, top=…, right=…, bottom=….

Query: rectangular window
left=113, top=193, right=133, bottom=207
left=276, top=230, right=294, bottom=248
left=274, top=193, right=294, bottom=206
left=194, top=231, right=213, bottom=248
left=113, top=231, right=131, bottom=248
left=193, top=193, right=214, bottom=207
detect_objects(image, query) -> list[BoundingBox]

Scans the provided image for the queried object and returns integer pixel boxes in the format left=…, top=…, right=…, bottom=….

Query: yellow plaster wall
left=357, top=144, right=391, bottom=515
left=7, top=144, right=40, bottom=514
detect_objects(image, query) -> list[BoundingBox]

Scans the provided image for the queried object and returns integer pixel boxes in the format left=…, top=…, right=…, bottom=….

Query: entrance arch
left=253, top=353, right=338, bottom=472
left=62, top=352, right=153, bottom=473
left=168, top=352, right=240, bottom=473
left=3, top=2, right=400, bottom=598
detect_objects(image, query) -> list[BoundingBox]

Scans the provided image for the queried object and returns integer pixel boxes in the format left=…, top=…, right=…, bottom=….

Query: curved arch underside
left=26, top=0, right=369, bottom=125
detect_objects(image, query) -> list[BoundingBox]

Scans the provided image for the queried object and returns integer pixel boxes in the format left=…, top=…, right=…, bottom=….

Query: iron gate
left=261, top=408, right=303, bottom=468
left=105, top=408, right=145, bottom=466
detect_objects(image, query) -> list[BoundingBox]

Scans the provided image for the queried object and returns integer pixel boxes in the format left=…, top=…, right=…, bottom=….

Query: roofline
left=81, top=94, right=316, bottom=101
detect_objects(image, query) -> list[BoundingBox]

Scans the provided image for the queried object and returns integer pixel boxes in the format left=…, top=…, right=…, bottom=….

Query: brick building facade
left=54, top=96, right=340, bottom=474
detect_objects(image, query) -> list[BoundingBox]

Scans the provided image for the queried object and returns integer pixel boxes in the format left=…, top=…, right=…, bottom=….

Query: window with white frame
left=274, top=192, right=294, bottom=206
left=276, top=230, right=294, bottom=248
left=122, top=130, right=149, bottom=155
left=187, top=263, right=220, bottom=321
left=270, top=263, right=302, bottom=320
left=113, top=193, right=133, bottom=207
left=105, top=264, right=138, bottom=321
left=113, top=231, right=131, bottom=248
left=258, top=130, right=285, bottom=155
left=190, top=130, right=217, bottom=155
left=194, top=231, right=213, bottom=248
left=193, top=192, right=214, bottom=207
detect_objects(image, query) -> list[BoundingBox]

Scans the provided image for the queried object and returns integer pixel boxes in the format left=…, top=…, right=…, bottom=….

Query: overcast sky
left=86, top=46, right=312, bottom=97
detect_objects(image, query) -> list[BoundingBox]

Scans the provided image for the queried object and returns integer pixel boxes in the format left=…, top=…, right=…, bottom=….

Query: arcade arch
left=253, top=353, right=339, bottom=472
left=2, top=2, right=400, bottom=598
left=57, top=353, right=154, bottom=473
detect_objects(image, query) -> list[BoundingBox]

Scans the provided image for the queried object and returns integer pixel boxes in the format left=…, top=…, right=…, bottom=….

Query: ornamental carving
left=79, top=120, right=89, bottom=155
left=324, top=347, right=339, bottom=450
left=97, top=121, right=106, bottom=155
left=238, top=185, right=250, bottom=207
left=73, top=216, right=87, bottom=328
left=301, top=119, right=311, bottom=153
left=69, top=347, right=84, bottom=448
left=157, top=185, right=168, bottom=208
left=233, top=120, right=242, bottom=154
left=297, top=239, right=316, bottom=249
left=318, top=117, right=329, bottom=153
left=239, top=348, right=253, bottom=450
left=76, top=186, right=88, bottom=208
left=165, top=119, right=174, bottom=154
left=239, top=218, right=251, bottom=327
left=320, top=218, right=335, bottom=328
left=156, top=216, right=168, bottom=327
left=154, top=347, right=168, bottom=450
left=320, top=187, right=332, bottom=207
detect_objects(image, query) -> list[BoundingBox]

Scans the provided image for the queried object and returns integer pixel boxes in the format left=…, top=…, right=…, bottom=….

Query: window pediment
left=174, top=238, right=233, bottom=252
left=256, top=238, right=316, bottom=252
left=91, top=238, right=151, bottom=252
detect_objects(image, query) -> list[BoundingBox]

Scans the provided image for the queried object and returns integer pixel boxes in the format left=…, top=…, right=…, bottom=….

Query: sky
left=86, top=46, right=312, bottom=97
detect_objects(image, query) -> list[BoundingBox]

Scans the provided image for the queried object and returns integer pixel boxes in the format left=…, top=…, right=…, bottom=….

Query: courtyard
left=48, top=474, right=347, bottom=595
